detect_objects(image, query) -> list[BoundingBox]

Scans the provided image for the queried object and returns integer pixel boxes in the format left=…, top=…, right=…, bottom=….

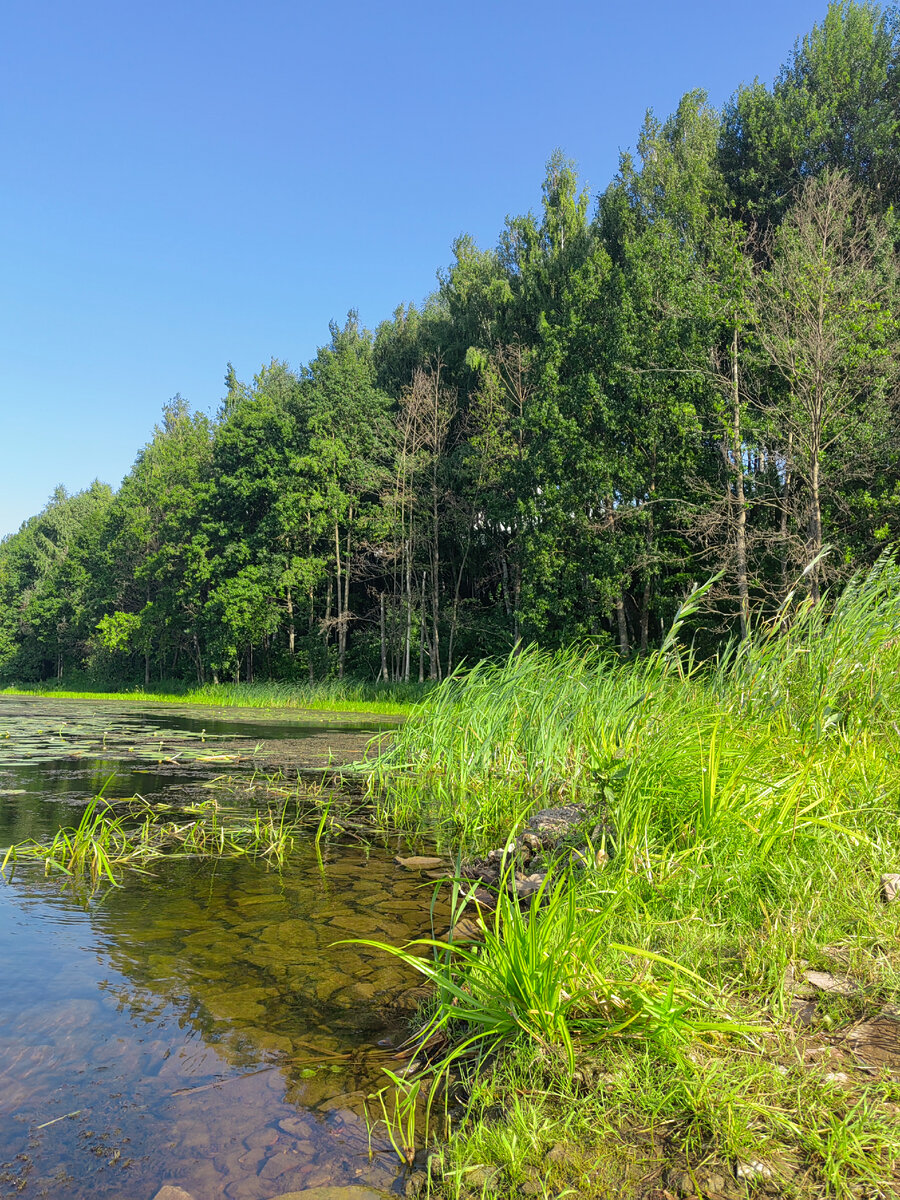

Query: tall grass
left=366, top=554, right=900, bottom=846
left=715, top=549, right=900, bottom=736
left=359, top=555, right=900, bottom=1196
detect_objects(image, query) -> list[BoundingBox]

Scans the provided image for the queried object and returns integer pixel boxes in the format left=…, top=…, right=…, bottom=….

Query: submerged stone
left=394, top=855, right=444, bottom=870
left=268, top=1188, right=392, bottom=1199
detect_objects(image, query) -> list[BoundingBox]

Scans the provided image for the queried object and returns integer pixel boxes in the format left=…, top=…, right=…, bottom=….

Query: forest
left=3, top=0, right=900, bottom=687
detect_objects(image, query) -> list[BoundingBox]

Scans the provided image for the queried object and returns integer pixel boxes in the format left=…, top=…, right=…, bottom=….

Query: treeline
left=3, top=1, right=900, bottom=686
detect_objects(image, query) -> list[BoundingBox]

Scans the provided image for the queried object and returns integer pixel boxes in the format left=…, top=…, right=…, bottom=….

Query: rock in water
left=443, top=916, right=484, bottom=943
left=152, top=1188, right=196, bottom=1200
left=394, top=855, right=444, bottom=870
left=269, top=1188, right=393, bottom=1199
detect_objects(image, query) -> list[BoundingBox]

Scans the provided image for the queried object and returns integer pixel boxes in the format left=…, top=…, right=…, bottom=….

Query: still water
left=0, top=697, right=442, bottom=1200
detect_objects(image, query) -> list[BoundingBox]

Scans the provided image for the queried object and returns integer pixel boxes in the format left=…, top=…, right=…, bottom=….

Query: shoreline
left=0, top=684, right=417, bottom=718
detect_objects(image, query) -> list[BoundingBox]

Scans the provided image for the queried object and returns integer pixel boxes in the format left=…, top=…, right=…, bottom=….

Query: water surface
left=0, top=696, right=441, bottom=1200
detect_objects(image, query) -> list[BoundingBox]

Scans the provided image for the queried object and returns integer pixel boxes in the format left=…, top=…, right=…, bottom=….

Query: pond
left=0, top=696, right=445, bottom=1200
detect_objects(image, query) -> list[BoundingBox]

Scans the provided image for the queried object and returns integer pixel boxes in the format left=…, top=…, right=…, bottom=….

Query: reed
left=1, top=792, right=323, bottom=884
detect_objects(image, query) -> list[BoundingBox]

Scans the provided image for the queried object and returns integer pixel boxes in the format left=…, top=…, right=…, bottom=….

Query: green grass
left=357, top=553, right=900, bottom=1198
left=0, top=677, right=425, bottom=716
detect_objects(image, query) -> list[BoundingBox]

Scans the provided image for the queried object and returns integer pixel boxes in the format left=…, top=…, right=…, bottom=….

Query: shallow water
left=0, top=694, right=396, bottom=771
left=0, top=697, right=442, bottom=1200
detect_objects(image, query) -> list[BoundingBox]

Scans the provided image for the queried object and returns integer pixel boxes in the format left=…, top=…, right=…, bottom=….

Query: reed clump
left=0, top=791, right=329, bottom=885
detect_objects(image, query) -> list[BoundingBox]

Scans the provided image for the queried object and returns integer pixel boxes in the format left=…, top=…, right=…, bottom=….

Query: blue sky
left=1, top=0, right=828, bottom=538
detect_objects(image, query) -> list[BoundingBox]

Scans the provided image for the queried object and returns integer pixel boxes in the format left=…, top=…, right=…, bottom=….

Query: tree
left=720, top=2, right=900, bottom=225
left=105, top=397, right=214, bottom=682
left=0, top=483, right=114, bottom=680
left=304, top=314, right=395, bottom=678
left=752, top=170, right=900, bottom=599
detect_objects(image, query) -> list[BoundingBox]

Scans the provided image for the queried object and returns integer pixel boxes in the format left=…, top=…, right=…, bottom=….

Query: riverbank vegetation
left=3, top=1, right=900, bottom=690
left=0, top=678, right=424, bottom=715
left=362, top=555, right=900, bottom=1198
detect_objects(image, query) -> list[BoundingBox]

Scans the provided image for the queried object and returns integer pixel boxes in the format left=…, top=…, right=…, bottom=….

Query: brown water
left=0, top=697, right=444, bottom=1200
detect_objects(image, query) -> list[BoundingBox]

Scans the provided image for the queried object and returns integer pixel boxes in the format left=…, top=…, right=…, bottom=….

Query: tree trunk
left=334, top=522, right=343, bottom=677
left=500, top=551, right=512, bottom=620
left=640, top=582, right=651, bottom=654
left=379, top=593, right=388, bottom=681
left=447, top=534, right=471, bottom=675
left=308, top=586, right=316, bottom=683
left=731, top=325, right=750, bottom=639
left=512, top=557, right=521, bottom=645
left=193, top=632, right=205, bottom=684
left=780, top=432, right=793, bottom=596
left=615, top=592, right=630, bottom=658
left=431, top=498, right=441, bottom=681
left=286, top=588, right=295, bottom=656
left=418, top=573, right=426, bottom=684
left=810, top=442, right=823, bottom=603
left=403, top=544, right=412, bottom=683
left=339, top=524, right=352, bottom=679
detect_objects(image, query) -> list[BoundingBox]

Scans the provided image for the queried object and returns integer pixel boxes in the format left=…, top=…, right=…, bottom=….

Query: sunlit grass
left=356, top=554, right=900, bottom=1196
left=0, top=678, right=424, bottom=716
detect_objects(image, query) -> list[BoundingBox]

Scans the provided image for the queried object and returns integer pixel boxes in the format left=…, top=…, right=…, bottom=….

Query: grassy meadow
left=362, top=555, right=900, bottom=1198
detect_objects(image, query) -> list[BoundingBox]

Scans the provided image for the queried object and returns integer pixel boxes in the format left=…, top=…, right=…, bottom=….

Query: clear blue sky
left=1, top=0, right=828, bottom=538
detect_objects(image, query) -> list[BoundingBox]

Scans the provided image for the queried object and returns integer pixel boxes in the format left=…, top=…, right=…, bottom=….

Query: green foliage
left=95, top=611, right=141, bottom=653
left=720, top=1, right=900, bottom=223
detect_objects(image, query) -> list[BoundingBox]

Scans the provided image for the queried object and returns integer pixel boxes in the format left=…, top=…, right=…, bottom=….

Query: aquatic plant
left=0, top=791, right=334, bottom=885
left=366, top=1068, right=424, bottom=1168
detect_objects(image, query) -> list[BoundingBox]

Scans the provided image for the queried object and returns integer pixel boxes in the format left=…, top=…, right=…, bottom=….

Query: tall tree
left=304, top=314, right=394, bottom=678
left=720, top=1, right=900, bottom=225
left=752, top=169, right=900, bottom=599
